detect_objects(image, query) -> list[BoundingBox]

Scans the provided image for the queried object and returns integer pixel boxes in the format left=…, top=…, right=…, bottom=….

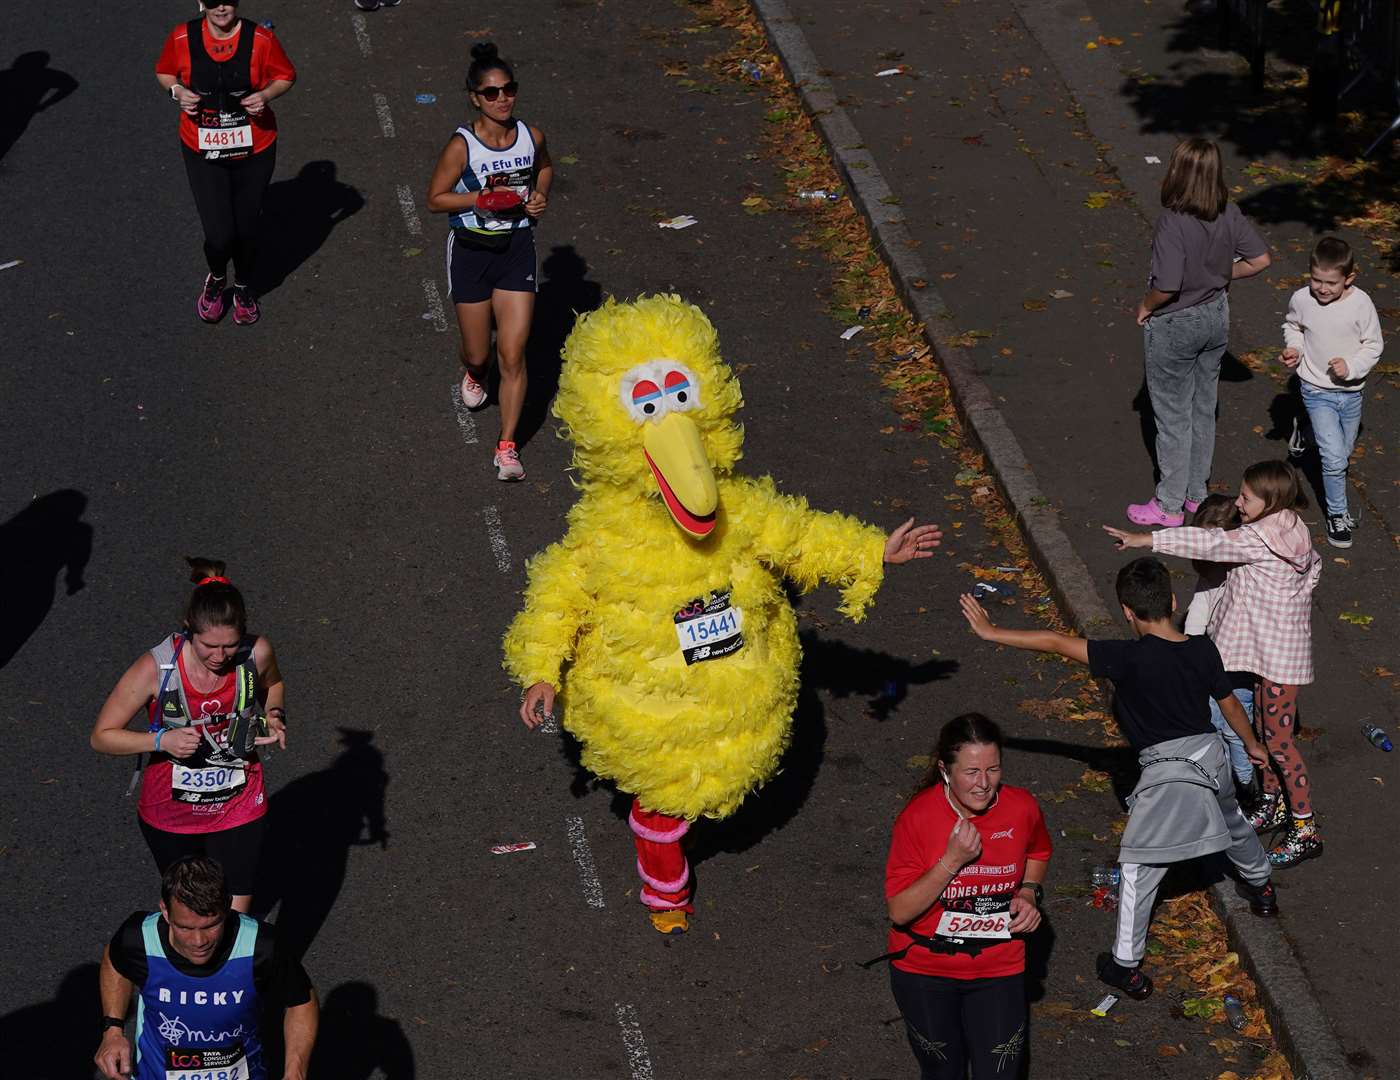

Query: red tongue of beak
left=645, top=451, right=716, bottom=536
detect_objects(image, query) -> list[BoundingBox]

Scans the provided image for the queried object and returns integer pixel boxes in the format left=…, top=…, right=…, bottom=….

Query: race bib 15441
left=673, top=587, right=744, bottom=665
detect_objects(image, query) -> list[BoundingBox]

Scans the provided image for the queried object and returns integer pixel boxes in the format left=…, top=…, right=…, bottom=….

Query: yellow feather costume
left=503, top=295, right=886, bottom=820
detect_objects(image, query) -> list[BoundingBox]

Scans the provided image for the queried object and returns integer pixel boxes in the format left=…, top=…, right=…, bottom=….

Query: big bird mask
left=504, top=295, right=941, bottom=934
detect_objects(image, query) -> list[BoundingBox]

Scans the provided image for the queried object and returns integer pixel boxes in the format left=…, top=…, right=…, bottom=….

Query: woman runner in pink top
left=92, top=557, right=287, bottom=910
left=1106, top=461, right=1323, bottom=868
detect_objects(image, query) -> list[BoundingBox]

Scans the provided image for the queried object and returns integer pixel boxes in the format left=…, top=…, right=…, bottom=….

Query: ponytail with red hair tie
left=197, top=576, right=231, bottom=587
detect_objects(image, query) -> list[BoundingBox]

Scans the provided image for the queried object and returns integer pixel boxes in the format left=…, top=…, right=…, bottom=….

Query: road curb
left=749, top=2, right=1357, bottom=1077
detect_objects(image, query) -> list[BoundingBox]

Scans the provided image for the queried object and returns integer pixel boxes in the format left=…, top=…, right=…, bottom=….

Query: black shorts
left=139, top=815, right=268, bottom=897
left=889, top=966, right=1027, bottom=1080
left=446, top=226, right=537, bottom=304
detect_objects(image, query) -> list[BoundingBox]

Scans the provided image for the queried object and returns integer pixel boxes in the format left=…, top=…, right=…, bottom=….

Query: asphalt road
left=0, top=2, right=1333, bottom=1078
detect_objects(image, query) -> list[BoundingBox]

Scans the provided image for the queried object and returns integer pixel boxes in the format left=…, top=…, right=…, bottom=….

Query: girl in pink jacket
left=1106, top=461, right=1323, bottom=868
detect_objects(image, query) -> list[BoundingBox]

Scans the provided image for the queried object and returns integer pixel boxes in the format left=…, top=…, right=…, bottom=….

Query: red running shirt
left=138, top=643, right=266, bottom=835
left=155, top=21, right=295, bottom=154
left=884, top=784, right=1052, bottom=979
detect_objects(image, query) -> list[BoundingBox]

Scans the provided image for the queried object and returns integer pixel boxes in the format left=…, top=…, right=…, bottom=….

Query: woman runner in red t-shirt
left=155, top=2, right=296, bottom=325
left=91, top=558, right=287, bottom=912
left=882, top=714, right=1051, bottom=1080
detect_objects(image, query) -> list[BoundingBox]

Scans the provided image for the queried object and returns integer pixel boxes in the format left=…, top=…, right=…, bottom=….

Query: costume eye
left=631, top=379, right=662, bottom=417
left=663, top=370, right=696, bottom=411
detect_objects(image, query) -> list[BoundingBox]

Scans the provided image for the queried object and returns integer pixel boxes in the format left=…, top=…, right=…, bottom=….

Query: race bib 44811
left=198, top=125, right=252, bottom=152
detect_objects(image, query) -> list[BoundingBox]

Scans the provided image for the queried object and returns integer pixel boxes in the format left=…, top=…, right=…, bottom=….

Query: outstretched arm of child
left=959, top=594, right=1089, bottom=664
left=1217, top=694, right=1270, bottom=767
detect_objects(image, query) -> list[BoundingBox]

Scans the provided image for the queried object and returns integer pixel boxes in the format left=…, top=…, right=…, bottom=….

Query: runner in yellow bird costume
left=505, top=294, right=941, bottom=935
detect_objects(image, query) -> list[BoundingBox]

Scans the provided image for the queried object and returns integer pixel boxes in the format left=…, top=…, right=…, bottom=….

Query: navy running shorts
left=446, top=226, right=537, bottom=304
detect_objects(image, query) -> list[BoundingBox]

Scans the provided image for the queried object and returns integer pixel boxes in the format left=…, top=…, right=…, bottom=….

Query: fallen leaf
left=1000, top=347, right=1014, bottom=356
left=1252, top=425, right=1265, bottom=434
left=1373, top=666, right=1395, bottom=677
left=1023, top=299, right=1048, bottom=311
left=879, top=426, right=895, bottom=434
left=558, top=154, right=579, bottom=165
left=1084, top=192, right=1112, bottom=209
left=1050, top=289, right=1074, bottom=299
left=1085, top=41, right=1099, bottom=50
left=1372, top=776, right=1385, bottom=786
left=1157, top=1044, right=1181, bottom=1057
left=1333, top=557, right=1350, bottom=565
left=1098, top=35, right=1124, bottom=45
left=1339, top=610, right=1374, bottom=627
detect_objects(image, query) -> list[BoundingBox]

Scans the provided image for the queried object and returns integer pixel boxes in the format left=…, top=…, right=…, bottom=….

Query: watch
left=102, top=1016, right=126, bottom=1031
left=1019, top=882, right=1044, bottom=907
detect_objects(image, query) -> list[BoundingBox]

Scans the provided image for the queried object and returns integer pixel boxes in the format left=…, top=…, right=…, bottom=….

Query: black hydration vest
left=187, top=17, right=257, bottom=160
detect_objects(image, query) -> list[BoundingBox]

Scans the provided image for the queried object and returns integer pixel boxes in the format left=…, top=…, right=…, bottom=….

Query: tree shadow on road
left=255, top=160, right=365, bottom=295
left=1003, top=734, right=1139, bottom=803
left=0, top=51, right=77, bottom=166
left=252, top=728, right=389, bottom=959
left=513, top=245, right=602, bottom=450
left=0, top=962, right=98, bottom=1079
left=309, top=981, right=415, bottom=1080
left=0, top=489, right=92, bottom=672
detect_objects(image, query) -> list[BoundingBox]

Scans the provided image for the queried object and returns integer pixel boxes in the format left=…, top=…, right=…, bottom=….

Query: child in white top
left=1281, top=235, right=1384, bottom=548
left=1183, top=494, right=1254, bottom=790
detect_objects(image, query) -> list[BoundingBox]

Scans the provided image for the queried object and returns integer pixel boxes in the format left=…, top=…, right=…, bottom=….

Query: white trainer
left=460, top=368, right=487, bottom=409
left=494, top=442, right=524, bottom=481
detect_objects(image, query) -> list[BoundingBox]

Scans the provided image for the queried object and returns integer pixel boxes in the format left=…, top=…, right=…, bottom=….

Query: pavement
left=761, top=0, right=1400, bottom=1076
left=0, top=1, right=1392, bottom=1079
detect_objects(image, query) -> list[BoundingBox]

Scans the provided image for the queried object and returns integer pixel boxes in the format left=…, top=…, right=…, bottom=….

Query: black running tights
left=181, top=141, right=277, bottom=285
left=889, top=966, right=1028, bottom=1080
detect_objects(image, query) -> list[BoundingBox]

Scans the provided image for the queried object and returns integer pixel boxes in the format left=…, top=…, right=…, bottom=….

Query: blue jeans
left=1144, top=293, right=1229, bottom=513
left=1208, top=686, right=1255, bottom=785
left=1299, top=381, right=1363, bottom=517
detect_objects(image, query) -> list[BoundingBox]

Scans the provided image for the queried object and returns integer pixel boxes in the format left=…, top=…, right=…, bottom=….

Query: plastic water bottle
left=1362, top=722, right=1393, bottom=751
left=739, top=60, right=763, bottom=81
left=1223, top=994, right=1247, bottom=1031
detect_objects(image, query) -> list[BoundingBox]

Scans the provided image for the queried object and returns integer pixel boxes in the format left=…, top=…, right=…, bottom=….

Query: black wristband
left=102, top=1016, right=126, bottom=1030
left=1019, top=882, right=1044, bottom=907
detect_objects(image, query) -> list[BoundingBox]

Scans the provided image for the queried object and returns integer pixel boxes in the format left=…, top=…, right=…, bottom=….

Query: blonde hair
left=1161, top=138, right=1228, bottom=221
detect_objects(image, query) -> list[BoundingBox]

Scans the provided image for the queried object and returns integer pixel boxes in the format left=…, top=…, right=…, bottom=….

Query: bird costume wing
left=503, top=537, right=592, bottom=689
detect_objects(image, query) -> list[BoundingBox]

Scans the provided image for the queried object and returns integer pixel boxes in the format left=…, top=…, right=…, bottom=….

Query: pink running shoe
left=196, top=275, right=226, bottom=323
left=460, top=368, right=487, bottom=409
left=231, top=287, right=260, bottom=326
left=493, top=441, right=524, bottom=481
left=1126, top=498, right=1184, bottom=527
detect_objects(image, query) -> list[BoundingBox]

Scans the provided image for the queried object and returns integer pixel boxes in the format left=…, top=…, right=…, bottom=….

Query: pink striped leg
left=630, top=798, right=693, bottom=912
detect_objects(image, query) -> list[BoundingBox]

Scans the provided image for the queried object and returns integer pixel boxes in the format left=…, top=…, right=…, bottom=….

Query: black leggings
left=889, top=966, right=1027, bottom=1080
left=139, top=815, right=268, bottom=898
left=181, top=141, right=277, bottom=285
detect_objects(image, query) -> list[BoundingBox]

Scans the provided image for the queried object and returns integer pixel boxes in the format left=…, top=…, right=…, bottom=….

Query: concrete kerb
left=748, top=2, right=1357, bottom=1077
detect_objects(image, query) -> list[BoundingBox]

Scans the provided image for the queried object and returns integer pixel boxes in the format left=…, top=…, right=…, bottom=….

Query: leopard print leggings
left=1254, top=679, right=1312, bottom=817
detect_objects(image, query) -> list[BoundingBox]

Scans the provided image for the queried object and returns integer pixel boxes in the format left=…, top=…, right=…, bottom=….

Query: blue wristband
left=153, top=728, right=164, bottom=752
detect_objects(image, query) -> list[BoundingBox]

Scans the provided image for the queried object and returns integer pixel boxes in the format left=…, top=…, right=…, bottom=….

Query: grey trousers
left=1143, top=292, right=1230, bottom=514
left=1112, top=737, right=1270, bottom=966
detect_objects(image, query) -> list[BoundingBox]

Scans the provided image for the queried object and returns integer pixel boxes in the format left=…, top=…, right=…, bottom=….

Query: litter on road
left=1091, top=994, right=1119, bottom=1017
left=0, top=259, right=22, bottom=271
left=875, top=67, right=904, bottom=77
left=840, top=325, right=863, bottom=340
left=1145, top=155, right=1162, bottom=164
left=658, top=215, right=698, bottom=229
left=415, top=93, right=436, bottom=104
left=490, top=842, right=537, bottom=855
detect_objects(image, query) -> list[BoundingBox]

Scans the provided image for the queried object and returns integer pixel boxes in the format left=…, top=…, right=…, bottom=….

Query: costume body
left=504, top=295, right=886, bottom=924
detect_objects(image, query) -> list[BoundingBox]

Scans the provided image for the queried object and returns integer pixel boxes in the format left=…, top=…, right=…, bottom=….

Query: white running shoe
left=460, top=368, right=487, bottom=409
left=494, top=442, right=524, bottom=481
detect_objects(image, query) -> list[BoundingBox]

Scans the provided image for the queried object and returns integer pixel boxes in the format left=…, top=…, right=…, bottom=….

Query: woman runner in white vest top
left=427, top=42, right=554, bottom=482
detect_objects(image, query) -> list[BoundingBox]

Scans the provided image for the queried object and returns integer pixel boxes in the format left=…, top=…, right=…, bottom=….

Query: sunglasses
left=472, top=81, right=519, bottom=101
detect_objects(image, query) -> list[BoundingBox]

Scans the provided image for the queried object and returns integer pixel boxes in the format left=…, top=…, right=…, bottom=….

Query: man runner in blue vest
left=95, top=856, right=318, bottom=1080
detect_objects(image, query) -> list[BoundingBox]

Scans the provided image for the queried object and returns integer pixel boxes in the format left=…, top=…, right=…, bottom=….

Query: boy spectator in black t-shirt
left=959, top=557, right=1277, bottom=1002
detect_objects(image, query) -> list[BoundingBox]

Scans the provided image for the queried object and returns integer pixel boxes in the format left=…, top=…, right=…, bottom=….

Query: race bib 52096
left=935, top=894, right=1012, bottom=941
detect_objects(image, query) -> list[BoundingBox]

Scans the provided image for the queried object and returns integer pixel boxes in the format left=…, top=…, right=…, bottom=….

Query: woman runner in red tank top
left=92, top=558, right=287, bottom=911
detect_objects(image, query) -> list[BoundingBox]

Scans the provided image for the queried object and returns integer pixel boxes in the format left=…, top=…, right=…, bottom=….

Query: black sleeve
left=1086, top=639, right=1122, bottom=681
left=1200, top=638, right=1234, bottom=702
left=107, top=912, right=151, bottom=987
left=253, top=923, right=313, bottom=1008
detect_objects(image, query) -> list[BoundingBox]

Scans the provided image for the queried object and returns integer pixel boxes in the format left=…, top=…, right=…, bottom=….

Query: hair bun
left=470, top=42, right=499, bottom=62
left=185, top=555, right=227, bottom=586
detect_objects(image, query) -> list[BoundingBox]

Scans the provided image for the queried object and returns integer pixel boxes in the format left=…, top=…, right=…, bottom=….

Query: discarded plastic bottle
left=796, top=189, right=839, bottom=201
left=739, top=60, right=763, bottom=81
left=1223, top=995, right=1247, bottom=1031
left=1362, top=722, right=1393, bottom=751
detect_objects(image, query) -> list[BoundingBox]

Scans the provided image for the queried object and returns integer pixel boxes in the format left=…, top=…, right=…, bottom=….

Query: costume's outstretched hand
left=958, top=593, right=997, bottom=640
left=884, top=517, right=943, bottom=564
left=520, top=682, right=557, bottom=729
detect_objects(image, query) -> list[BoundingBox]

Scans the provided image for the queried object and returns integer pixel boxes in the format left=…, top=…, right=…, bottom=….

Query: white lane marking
left=396, top=183, right=424, bottom=235
left=451, top=382, right=480, bottom=445
left=373, top=93, right=396, bottom=138
left=422, top=279, right=449, bottom=332
left=482, top=506, right=511, bottom=573
left=350, top=13, right=372, bottom=57
left=565, top=816, right=606, bottom=910
left=614, top=1003, right=657, bottom=1080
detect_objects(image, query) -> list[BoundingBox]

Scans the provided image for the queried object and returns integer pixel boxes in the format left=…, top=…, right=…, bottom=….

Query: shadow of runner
left=0, top=490, right=92, bottom=671
left=309, top=982, right=416, bottom=1080
left=514, top=245, right=602, bottom=449
left=253, top=728, right=389, bottom=959
left=0, top=963, right=99, bottom=1079
left=0, top=52, right=78, bottom=166
left=255, top=160, right=365, bottom=295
